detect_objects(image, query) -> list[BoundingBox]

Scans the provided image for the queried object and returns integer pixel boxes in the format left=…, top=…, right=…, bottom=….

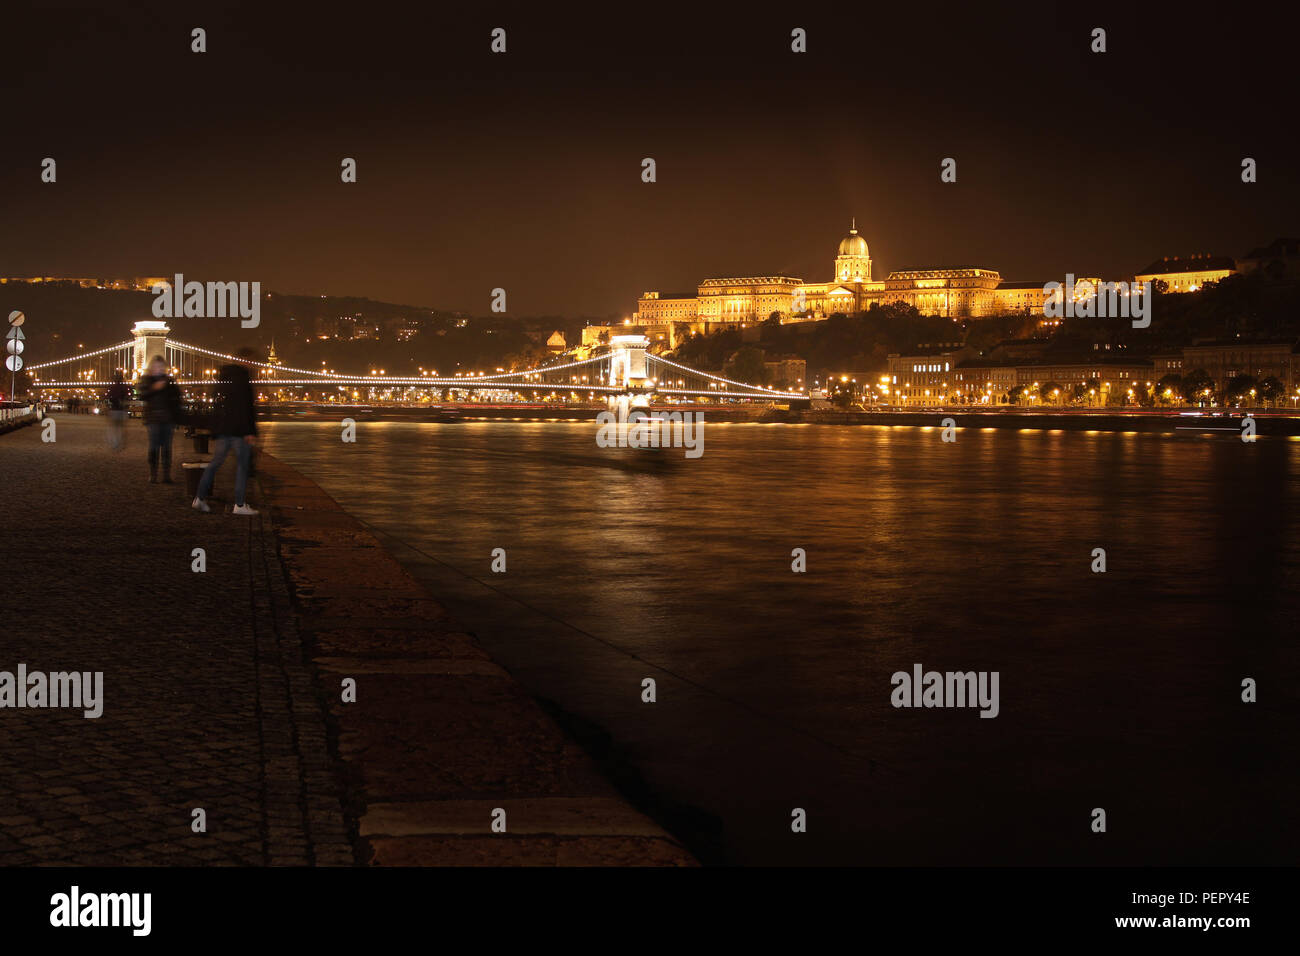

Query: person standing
left=103, top=372, right=131, bottom=452
left=137, top=356, right=178, bottom=483
left=192, top=347, right=259, bottom=515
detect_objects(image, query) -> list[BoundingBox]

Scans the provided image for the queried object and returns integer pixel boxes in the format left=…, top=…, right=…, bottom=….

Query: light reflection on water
left=261, top=421, right=1299, bottom=865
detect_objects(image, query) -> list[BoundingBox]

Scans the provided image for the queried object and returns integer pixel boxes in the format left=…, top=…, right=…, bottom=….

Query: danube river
left=260, top=420, right=1300, bottom=865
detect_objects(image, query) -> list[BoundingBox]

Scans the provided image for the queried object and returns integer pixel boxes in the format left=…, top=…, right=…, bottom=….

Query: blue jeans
left=196, top=435, right=252, bottom=506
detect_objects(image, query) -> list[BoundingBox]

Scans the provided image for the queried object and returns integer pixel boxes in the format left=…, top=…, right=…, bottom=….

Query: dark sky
left=1, top=1, right=1294, bottom=317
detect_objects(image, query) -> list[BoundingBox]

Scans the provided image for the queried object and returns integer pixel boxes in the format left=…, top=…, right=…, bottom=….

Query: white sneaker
left=232, top=503, right=259, bottom=516
left=191, top=497, right=211, bottom=513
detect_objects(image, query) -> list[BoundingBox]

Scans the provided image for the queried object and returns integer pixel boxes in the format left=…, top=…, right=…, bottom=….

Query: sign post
left=7, top=311, right=26, bottom=401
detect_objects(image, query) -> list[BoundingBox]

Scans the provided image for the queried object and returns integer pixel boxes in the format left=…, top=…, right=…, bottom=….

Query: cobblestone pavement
left=0, top=415, right=352, bottom=865
left=257, top=446, right=696, bottom=865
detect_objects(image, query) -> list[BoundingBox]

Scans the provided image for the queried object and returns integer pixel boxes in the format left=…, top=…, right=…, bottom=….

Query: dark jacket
left=211, top=363, right=258, bottom=437
left=136, top=374, right=177, bottom=424
left=105, top=381, right=131, bottom=411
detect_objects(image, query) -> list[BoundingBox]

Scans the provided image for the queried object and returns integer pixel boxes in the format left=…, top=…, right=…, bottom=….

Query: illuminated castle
left=635, top=222, right=1057, bottom=330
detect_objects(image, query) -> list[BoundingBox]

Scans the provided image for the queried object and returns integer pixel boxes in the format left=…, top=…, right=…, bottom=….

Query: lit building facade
left=764, top=358, right=807, bottom=389
left=0, top=276, right=171, bottom=291
left=635, top=222, right=1059, bottom=331
left=696, top=276, right=805, bottom=325
left=635, top=292, right=698, bottom=324
left=885, top=346, right=973, bottom=406
left=992, top=281, right=1057, bottom=315
left=1151, top=352, right=1184, bottom=378
left=1180, top=341, right=1298, bottom=393
left=1134, top=255, right=1235, bottom=292
left=1011, top=362, right=1154, bottom=405
left=953, top=361, right=1019, bottom=404
left=888, top=349, right=1156, bottom=405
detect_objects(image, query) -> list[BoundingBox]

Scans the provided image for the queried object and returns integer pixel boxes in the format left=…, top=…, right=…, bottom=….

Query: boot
left=148, top=448, right=159, bottom=483
left=161, top=443, right=174, bottom=483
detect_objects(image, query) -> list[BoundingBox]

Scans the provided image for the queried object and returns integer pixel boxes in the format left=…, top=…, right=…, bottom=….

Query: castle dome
left=838, top=220, right=868, bottom=257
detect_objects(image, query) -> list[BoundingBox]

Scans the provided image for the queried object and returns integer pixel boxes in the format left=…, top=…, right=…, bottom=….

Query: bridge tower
left=131, top=320, right=170, bottom=376
left=609, top=333, right=649, bottom=389
left=608, top=333, right=652, bottom=414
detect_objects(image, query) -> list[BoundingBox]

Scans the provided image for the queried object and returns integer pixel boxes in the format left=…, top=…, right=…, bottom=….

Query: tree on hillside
left=1258, top=376, right=1285, bottom=407
left=1080, top=376, right=1100, bottom=406
left=1182, top=368, right=1216, bottom=405
left=726, top=346, right=769, bottom=385
left=1155, top=373, right=1184, bottom=403
left=504, top=342, right=553, bottom=371
left=1224, top=374, right=1259, bottom=405
left=964, top=313, right=1039, bottom=352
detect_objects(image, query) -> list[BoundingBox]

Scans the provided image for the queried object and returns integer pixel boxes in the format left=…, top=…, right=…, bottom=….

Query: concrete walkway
left=258, top=453, right=695, bottom=865
left=1, top=414, right=694, bottom=865
left=0, top=414, right=351, bottom=865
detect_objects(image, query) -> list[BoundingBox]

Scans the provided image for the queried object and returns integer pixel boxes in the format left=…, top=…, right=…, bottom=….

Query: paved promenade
left=0, top=414, right=351, bottom=865
left=257, top=452, right=695, bottom=865
left=1, top=414, right=693, bottom=866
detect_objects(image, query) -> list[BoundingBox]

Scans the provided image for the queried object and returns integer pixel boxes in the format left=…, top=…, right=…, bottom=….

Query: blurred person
left=103, top=372, right=131, bottom=451
left=192, top=347, right=259, bottom=515
left=137, top=356, right=179, bottom=483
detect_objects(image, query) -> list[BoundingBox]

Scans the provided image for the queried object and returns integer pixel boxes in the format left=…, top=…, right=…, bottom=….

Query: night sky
left=1, top=1, right=1293, bottom=317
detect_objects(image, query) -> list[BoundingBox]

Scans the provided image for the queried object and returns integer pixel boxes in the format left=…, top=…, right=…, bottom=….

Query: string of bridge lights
left=173, top=340, right=619, bottom=384
left=24, top=339, right=134, bottom=370
left=651, top=355, right=797, bottom=395
left=26, top=334, right=803, bottom=399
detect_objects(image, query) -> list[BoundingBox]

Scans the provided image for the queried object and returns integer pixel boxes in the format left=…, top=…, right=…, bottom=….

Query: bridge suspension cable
left=166, top=340, right=350, bottom=379
left=647, top=355, right=802, bottom=399
left=24, top=330, right=800, bottom=401
left=165, top=341, right=614, bottom=387
left=25, top=341, right=134, bottom=370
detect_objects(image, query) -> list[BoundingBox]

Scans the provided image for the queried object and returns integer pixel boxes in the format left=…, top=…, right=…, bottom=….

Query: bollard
left=182, top=461, right=209, bottom=499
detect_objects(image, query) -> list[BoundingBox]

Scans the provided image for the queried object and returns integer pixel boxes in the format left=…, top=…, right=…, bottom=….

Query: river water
left=260, top=420, right=1300, bottom=865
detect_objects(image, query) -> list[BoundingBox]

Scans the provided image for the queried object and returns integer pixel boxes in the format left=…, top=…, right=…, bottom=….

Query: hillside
left=0, top=282, right=613, bottom=376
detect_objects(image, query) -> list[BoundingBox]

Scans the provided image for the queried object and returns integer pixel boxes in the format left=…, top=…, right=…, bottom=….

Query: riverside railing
left=0, top=403, right=43, bottom=428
